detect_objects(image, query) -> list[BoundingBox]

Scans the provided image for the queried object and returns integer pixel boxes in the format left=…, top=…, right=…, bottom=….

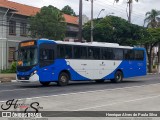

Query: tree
left=61, top=5, right=76, bottom=16
left=144, top=9, right=160, bottom=28
left=144, top=9, right=160, bottom=73
left=114, top=0, right=138, bottom=23
left=82, top=16, right=143, bottom=45
left=29, top=5, right=66, bottom=40
left=137, top=28, right=160, bottom=73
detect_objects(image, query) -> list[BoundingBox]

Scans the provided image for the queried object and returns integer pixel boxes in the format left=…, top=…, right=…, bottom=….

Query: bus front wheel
left=111, top=71, right=123, bottom=83
left=58, top=72, right=69, bottom=86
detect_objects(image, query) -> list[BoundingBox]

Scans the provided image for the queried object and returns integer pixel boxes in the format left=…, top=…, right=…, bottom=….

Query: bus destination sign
left=20, top=41, right=35, bottom=47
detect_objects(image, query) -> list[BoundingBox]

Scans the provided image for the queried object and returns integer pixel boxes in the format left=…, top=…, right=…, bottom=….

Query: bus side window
left=88, top=48, right=93, bottom=59
left=107, top=48, right=114, bottom=60
left=57, top=45, right=65, bottom=58
left=57, top=45, right=72, bottom=59
left=40, top=50, right=47, bottom=60
left=135, top=50, right=144, bottom=60
left=65, top=45, right=72, bottom=59
left=73, top=46, right=87, bottom=59
left=101, top=48, right=112, bottom=60
left=39, top=43, right=54, bottom=67
left=113, top=49, right=123, bottom=60
left=124, top=49, right=134, bottom=60
left=73, top=46, right=79, bottom=59
left=93, top=47, right=100, bottom=59
left=81, top=47, right=87, bottom=59
left=124, top=50, right=130, bottom=60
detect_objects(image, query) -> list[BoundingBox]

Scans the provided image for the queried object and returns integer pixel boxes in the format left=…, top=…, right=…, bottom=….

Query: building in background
left=0, top=0, right=79, bottom=70
left=82, top=14, right=89, bottom=25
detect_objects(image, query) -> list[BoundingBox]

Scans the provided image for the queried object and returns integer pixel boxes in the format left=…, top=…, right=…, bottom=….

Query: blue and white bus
left=16, top=39, right=147, bottom=86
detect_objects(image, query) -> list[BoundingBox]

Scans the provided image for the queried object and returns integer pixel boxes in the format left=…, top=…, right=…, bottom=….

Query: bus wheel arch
left=57, top=70, right=70, bottom=86
left=111, top=69, right=123, bottom=83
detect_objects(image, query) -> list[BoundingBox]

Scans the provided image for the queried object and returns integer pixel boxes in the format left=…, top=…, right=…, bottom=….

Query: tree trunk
left=145, top=45, right=153, bottom=73
left=148, top=53, right=152, bottom=73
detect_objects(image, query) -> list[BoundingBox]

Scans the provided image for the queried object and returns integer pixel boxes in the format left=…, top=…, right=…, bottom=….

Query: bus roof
left=38, top=39, right=145, bottom=49
left=55, top=40, right=133, bottom=49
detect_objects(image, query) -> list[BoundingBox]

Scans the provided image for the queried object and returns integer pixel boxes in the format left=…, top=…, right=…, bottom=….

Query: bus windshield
left=18, top=47, right=38, bottom=66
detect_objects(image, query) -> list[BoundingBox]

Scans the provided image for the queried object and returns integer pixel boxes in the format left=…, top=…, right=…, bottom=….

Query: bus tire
left=111, top=71, right=123, bottom=83
left=40, top=81, right=50, bottom=86
left=58, top=72, right=69, bottom=86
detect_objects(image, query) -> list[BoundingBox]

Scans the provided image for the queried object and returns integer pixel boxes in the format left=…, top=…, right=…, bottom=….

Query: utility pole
left=78, top=0, right=83, bottom=42
left=86, top=0, right=93, bottom=42
left=91, top=0, right=93, bottom=43
left=158, top=43, right=160, bottom=74
left=128, top=0, right=132, bottom=23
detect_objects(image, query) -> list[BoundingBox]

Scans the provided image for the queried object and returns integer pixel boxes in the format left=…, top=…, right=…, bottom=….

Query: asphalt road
left=0, top=74, right=160, bottom=120
left=0, top=74, right=159, bottom=101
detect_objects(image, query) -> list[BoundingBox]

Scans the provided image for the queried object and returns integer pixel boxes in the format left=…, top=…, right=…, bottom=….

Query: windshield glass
left=18, top=47, right=38, bottom=66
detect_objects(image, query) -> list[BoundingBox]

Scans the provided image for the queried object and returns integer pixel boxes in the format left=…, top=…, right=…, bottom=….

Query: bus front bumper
left=16, top=74, right=39, bottom=82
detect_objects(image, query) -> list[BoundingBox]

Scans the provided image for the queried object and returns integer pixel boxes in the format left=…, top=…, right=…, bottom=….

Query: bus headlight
left=30, top=70, right=37, bottom=76
left=33, top=70, right=37, bottom=74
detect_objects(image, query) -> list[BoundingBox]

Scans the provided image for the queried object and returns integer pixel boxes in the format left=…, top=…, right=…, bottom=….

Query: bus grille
left=17, top=75, right=30, bottom=80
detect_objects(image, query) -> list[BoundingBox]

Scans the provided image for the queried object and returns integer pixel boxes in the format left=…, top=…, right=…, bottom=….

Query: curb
left=0, top=79, right=16, bottom=83
left=11, top=80, right=17, bottom=82
left=147, top=73, right=159, bottom=75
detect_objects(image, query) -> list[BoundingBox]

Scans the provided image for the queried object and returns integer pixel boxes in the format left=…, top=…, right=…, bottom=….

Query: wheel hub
left=61, top=76, right=67, bottom=82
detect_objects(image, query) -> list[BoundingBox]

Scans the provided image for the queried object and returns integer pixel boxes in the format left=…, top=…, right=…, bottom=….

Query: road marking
left=0, top=82, right=38, bottom=86
left=0, top=82, right=160, bottom=103
left=74, top=94, right=160, bottom=111
left=0, top=88, right=30, bottom=93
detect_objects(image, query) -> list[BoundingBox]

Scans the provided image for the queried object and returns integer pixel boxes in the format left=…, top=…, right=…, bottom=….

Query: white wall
left=0, top=8, right=8, bottom=70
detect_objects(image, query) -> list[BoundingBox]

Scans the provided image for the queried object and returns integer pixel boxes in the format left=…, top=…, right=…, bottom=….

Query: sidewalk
left=0, top=73, right=16, bottom=83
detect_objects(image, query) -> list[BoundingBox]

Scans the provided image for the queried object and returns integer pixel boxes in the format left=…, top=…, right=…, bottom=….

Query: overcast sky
left=9, top=0, right=160, bottom=26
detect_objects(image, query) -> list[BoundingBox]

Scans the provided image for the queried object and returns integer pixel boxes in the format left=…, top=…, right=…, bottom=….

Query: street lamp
left=107, top=12, right=114, bottom=16
left=97, top=9, right=105, bottom=19
left=91, top=7, right=105, bottom=43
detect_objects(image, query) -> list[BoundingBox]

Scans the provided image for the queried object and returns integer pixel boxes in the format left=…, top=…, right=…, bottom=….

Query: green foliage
left=1, top=61, right=16, bottom=73
left=29, top=5, right=66, bottom=40
left=138, top=28, right=160, bottom=45
left=136, top=27, right=160, bottom=73
left=144, top=9, right=160, bottom=28
left=61, top=5, right=76, bottom=16
left=11, top=61, right=16, bottom=72
left=82, top=16, right=143, bottom=45
left=1, top=69, right=15, bottom=73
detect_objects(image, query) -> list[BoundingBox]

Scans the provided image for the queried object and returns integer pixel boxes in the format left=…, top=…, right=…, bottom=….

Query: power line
left=93, top=2, right=145, bottom=22
left=95, top=0, right=145, bottom=18
left=97, top=0, right=146, bottom=16
left=82, top=1, right=145, bottom=25
left=94, top=0, right=145, bottom=18
left=83, top=4, right=143, bottom=20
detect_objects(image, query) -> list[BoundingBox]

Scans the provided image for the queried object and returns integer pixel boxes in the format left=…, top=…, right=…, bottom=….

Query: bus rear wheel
left=58, top=72, right=69, bottom=86
left=40, top=81, right=50, bottom=86
left=111, top=71, right=123, bottom=83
